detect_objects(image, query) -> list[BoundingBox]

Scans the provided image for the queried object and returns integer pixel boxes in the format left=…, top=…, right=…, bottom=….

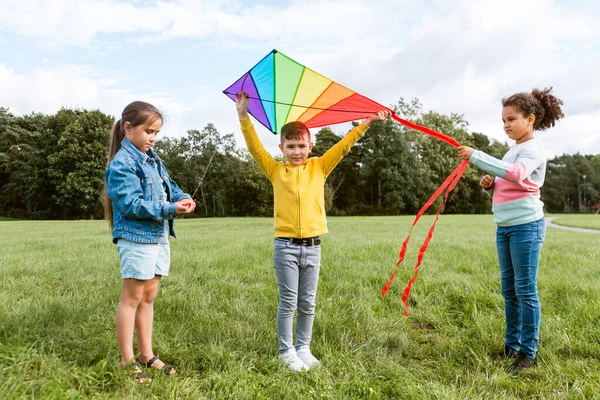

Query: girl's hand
left=365, top=110, right=392, bottom=126
left=236, top=92, right=250, bottom=119
left=480, top=174, right=494, bottom=189
left=175, top=199, right=195, bottom=215
left=457, top=146, right=475, bottom=160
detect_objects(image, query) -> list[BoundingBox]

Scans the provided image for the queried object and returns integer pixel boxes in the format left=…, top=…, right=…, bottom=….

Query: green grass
left=551, top=214, right=600, bottom=230
left=1, top=215, right=599, bottom=399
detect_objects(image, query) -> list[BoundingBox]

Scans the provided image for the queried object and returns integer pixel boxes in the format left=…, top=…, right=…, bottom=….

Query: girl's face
left=124, top=118, right=162, bottom=153
left=502, top=105, right=535, bottom=144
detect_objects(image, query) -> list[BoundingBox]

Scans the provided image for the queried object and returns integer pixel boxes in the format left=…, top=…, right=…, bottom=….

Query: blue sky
left=1, top=0, right=599, bottom=157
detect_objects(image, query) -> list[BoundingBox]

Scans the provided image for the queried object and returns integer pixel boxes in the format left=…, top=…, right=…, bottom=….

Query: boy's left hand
left=365, top=110, right=392, bottom=126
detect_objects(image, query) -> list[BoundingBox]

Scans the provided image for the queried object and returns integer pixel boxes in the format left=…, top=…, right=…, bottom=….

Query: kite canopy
left=223, top=49, right=389, bottom=134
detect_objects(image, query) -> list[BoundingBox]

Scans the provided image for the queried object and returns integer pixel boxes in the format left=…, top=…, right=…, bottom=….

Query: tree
left=45, top=108, right=113, bottom=219
left=0, top=109, right=50, bottom=218
left=311, top=127, right=364, bottom=214
left=0, top=102, right=595, bottom=219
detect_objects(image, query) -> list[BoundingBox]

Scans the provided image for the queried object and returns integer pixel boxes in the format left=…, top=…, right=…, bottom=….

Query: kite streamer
left=224, top=49, right=466, bottom=316
left=381, top=160, right=468, bottom=315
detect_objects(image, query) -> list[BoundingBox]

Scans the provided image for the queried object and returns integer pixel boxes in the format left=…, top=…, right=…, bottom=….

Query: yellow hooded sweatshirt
left=240, top=117, right=369, bottom=238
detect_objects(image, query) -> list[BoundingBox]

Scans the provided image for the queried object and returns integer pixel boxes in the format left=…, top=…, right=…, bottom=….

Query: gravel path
left=546, top=217, right=600, bottom=234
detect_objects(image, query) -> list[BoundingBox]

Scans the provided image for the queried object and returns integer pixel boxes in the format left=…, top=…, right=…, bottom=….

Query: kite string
left=191, top=151, right=217, bottom=200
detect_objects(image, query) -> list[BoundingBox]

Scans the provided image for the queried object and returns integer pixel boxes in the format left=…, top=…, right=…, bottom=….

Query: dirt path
left=546, top=217, right=600, bottom=234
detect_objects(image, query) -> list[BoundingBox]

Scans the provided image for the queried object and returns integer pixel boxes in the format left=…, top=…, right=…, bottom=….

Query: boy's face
left=279, top=132, right=313, bottom=166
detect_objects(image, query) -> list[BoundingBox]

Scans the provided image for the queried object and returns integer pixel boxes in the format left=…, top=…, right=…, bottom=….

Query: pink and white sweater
left=470, top=139, right=546, bottom=227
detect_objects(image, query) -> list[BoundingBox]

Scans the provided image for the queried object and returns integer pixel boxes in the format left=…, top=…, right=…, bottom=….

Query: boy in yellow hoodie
left=235, top=92, right=390, bottom=371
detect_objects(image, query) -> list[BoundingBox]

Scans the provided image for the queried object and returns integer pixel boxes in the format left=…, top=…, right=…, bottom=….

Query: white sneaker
left=296, top=346, right=320, bottom=368
left=279, top=349, right=309, bottom=372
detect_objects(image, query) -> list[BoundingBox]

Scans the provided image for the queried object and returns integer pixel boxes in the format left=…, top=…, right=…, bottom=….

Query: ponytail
left=502, top=87, right=565, bottom=131
left=531, top=87, right=565, bottom=131
left=104, top=119, right=125, bottom=229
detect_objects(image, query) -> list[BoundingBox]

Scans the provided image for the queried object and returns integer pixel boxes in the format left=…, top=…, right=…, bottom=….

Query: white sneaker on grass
left=296, top=346, right=320, bottom=368
left=279, top=349, right=309, bottom=372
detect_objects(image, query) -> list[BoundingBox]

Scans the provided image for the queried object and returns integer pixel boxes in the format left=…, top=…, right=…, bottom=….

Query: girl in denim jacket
left=105, top=101, right=195, bottom=383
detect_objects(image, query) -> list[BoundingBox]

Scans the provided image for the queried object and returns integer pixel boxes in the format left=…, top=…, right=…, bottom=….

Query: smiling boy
left=235, top=92, right=390, bottom=371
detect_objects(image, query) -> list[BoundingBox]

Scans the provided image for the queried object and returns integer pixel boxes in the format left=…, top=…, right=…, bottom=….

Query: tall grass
left=1, top=216, right=599, bottom=399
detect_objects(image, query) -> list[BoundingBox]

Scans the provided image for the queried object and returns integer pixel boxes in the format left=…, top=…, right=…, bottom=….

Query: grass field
left=1, top=215, right=599, bottom=399
left=551, top=214, right=600, bottom=230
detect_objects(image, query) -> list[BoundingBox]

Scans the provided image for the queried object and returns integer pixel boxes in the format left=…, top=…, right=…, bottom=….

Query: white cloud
left=0, top=63, right=109, bottom=114
left=0, top=0, right=599, bottom=157
left=0, top=0, right=401, bottom=48
left=0, top=62, right=194, bottom=136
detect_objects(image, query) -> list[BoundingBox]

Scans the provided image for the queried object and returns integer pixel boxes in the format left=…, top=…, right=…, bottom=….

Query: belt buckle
left=301, top=238, right=309, bottom=246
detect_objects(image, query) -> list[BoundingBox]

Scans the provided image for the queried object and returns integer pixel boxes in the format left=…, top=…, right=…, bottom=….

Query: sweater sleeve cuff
left=240, top=117, right=252, bottom=128
left=355, top=122, right=369, bottom=137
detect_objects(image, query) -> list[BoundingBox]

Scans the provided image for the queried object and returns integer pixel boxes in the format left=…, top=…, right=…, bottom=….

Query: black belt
left=277, top=237, right=321, bottom=246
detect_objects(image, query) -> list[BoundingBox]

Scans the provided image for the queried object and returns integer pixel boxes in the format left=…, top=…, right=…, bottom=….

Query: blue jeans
left=496, top=218, right=545, bottom=360
left=273, top=238, right=321, bottom=353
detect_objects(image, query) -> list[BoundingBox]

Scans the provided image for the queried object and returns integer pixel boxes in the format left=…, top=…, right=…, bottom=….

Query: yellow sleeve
left=318, top=123, right=369, bottom=177
left=240, top=118, right=278, bottom=181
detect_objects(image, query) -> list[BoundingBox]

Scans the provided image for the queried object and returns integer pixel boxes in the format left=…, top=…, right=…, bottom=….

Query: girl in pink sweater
left=458, top=88, right=564, bottom=373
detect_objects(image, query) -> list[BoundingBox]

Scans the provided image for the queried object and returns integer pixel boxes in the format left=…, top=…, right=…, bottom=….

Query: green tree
left=0, top=109, right=52, bottom=218
left=311, top=127, right=364, bottom=214
left=46, top=108, right=113, bottom=219
left=544, top=153, right=594, bottom=213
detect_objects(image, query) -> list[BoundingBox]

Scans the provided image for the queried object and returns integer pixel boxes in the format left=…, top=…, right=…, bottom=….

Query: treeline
left=1, top=100, right=598, bottom=220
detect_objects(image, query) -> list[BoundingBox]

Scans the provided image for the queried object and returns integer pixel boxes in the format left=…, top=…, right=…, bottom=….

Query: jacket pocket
left=300, top=194, right=324, bottom=232
left=140, top=176, right=153, bottom=200
left=275, top=195, right=298, bottom=232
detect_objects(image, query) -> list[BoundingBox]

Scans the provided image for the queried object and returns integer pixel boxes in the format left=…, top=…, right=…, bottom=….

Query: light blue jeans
left=117, top=221, right=170, bottom=280
left=496, top=218, right=545, bottom=360
left=273, top=238, right=321, bottom=353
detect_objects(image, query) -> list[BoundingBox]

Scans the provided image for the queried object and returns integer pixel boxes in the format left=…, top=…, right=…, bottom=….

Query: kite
left=223, top=49, right=468, bottom=316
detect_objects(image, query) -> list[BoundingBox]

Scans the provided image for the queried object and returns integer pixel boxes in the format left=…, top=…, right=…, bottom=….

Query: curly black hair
left=502, top=87, right=565, bottom=131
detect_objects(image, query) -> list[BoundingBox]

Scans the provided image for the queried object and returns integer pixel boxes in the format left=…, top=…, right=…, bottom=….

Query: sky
left=1, top=0, right=599, bottom=158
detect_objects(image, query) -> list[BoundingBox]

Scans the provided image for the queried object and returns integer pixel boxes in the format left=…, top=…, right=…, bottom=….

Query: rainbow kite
left=223, top=49, right=389, bottom=135
left=223, top=49, right=468, bottom=316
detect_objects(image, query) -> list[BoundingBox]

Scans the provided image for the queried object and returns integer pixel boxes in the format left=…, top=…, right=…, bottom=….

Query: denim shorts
left=117, top=222, right=170, bottom=280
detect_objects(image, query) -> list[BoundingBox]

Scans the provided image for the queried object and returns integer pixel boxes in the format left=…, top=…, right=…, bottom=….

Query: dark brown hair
left=502, top=87, right=565, bottom=131
left=280, top=121, right=310, bottom=144
left=104, top=101, right=163, bottom=228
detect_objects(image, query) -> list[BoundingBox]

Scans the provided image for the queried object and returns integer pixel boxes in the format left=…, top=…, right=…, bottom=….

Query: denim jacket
left=106, top=137, right=191, bottom=244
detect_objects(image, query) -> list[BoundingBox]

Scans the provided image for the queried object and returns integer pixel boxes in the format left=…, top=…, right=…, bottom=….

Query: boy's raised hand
left=236, top=92, right=250, bottom=119
left=365, top=110, right=392, bottom=126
